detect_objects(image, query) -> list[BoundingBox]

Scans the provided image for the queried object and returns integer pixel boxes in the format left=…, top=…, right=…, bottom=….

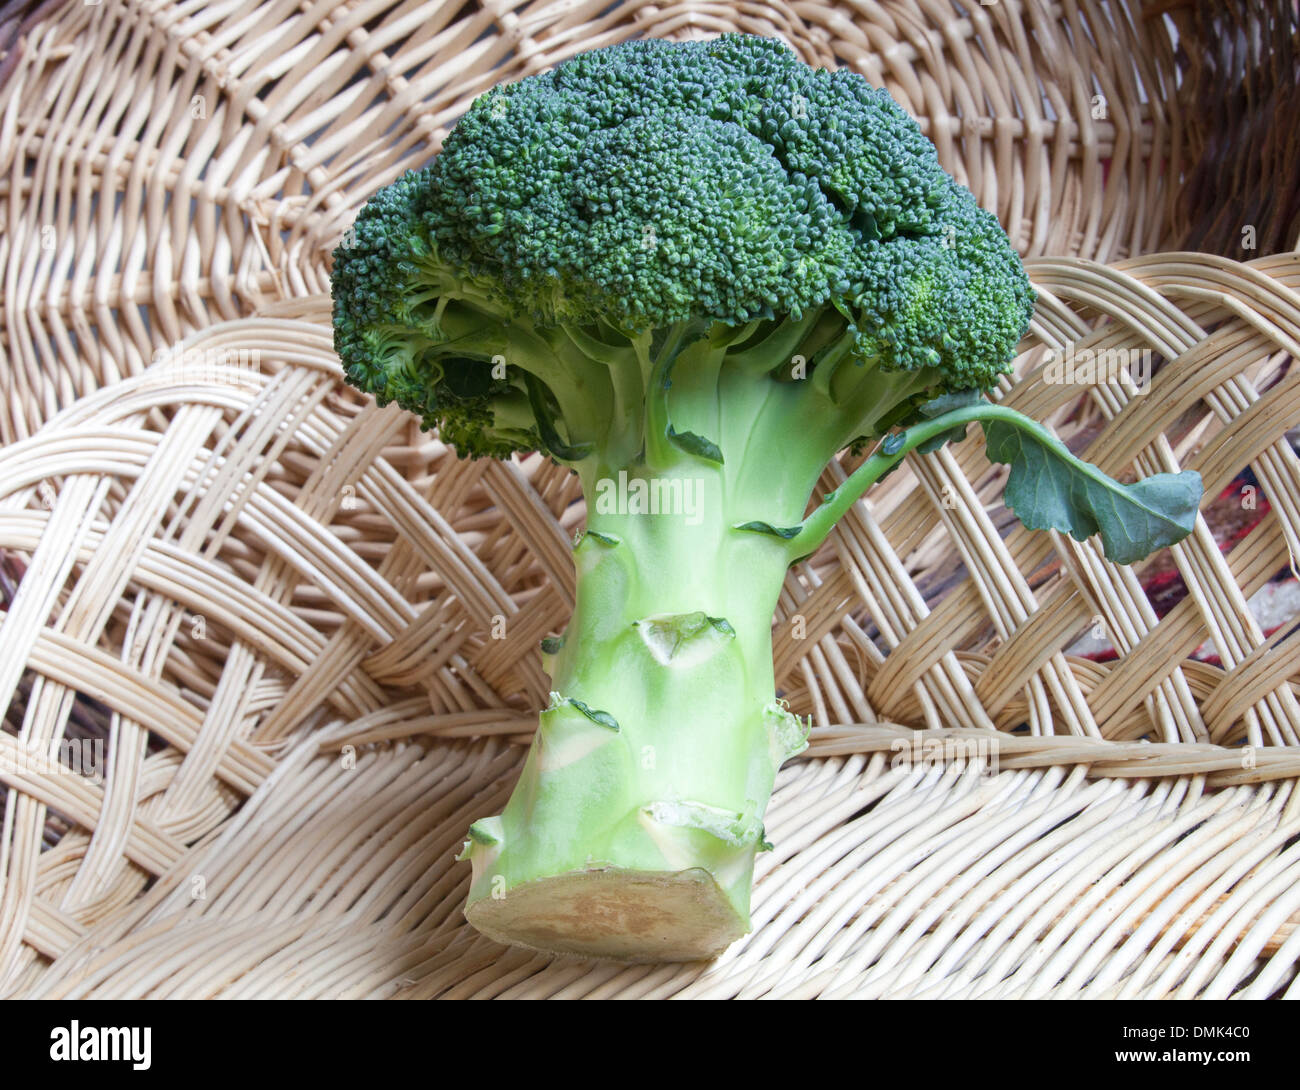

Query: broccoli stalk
left=460, top=321, right=940, bottom=959
left=470, top=462, right=803, bottom=961
left=331, top=34, right=1202, bottom=961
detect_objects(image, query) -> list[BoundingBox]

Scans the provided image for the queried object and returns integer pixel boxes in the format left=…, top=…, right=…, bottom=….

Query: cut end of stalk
left=464, top=867, right=747, bottom=963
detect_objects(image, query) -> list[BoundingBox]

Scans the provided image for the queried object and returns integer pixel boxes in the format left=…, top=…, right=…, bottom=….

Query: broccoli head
left=333, top=34, right=1035, bottom=461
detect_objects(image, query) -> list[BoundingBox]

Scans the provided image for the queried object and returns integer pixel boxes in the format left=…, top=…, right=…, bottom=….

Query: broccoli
left=332, top=34, right=1202, bottom=962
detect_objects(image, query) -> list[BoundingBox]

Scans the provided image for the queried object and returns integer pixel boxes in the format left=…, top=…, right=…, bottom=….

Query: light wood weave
left=2, top=0, right=1300, bottom=998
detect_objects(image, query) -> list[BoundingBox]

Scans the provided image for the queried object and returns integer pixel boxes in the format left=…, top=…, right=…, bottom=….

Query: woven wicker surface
left=2, top=0, right=1300, bottom=998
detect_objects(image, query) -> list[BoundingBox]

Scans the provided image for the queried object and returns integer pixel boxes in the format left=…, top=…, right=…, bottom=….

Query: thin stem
left=557, top=325, right=645, bottom=468
left=778, top=402, right=1049, bottom=558
left=669, top=334, right=729, bottom=454
left=504, top=324, right=611, bottom=456
left=727, top=309, right=823, bottom=377
left=643, top=323, right=690, bottom=470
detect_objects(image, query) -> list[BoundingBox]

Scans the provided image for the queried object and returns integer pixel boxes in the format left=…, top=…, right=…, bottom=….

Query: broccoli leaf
left=735, top=520, right=803, bottom=540
left=567, top=698, right=620, bottom=732
left=576, top=529, right=621, bottom=547
left=667, top=424, right=725, bottom=464
left=467, top=820, right=501, bottom=846
left=915, top=389, right=985, bottom=453
left=523, top=372, right=593, bottom=462
left=982, top=418, right=1202, bottom=566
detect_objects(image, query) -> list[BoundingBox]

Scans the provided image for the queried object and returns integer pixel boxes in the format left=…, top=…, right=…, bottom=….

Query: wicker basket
left=2, top=0, right=1300, bottom=998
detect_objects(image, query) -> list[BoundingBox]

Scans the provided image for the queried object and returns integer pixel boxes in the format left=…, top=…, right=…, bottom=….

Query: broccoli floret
left=330, top=34, right=1200, bottom=963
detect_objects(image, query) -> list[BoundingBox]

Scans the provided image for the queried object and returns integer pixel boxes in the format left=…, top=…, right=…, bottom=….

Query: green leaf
left=523, top=371, right=593, bottom=462
left=881, top=431, right=906, bottom=455
left=915, top=389, right=985, bottom=453
left=666, top=423, right=724, bottom=464
left=539, top=635, right=564, bottom=655
left=919, top=389, right=987, bottom=417
left=915, top=426, right=968, bottom=455
left=982, top=418, right=1202, bottom=565
left=580, top=529, right=621, bottom=547
left=567, top=698, right=620, bottom=732
left=467, top=820, right=500, bottom=846
left=706, top=615, right=736, bottom=638
left=735, top=520, right=803, bottom=540
left=872, top=394, right=930, bottom=435
left=872, top=460, right=903, bottom=484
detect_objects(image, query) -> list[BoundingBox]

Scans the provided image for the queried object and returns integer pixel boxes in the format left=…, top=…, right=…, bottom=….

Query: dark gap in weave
left=1171, top=0, right=1300, bottom=256
left=0, top=549, right=174, bottom=826
left=0, top=0, right=70, bottom=88
left=1233, top=957, right=1284, bottom=996
left=843, top=793, right=886, bottom=827
left=41, top=806, right=74, bottom=851
left=1264, top=977, right=1297, bottom=1000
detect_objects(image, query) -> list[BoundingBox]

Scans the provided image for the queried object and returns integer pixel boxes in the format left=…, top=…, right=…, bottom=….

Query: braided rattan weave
left=2, top=0, right=1299, bottom=998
